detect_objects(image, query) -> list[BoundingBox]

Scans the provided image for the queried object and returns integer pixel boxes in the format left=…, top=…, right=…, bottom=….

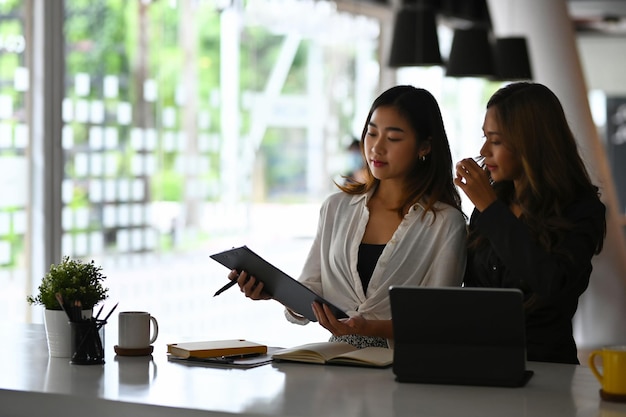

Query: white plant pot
left=44, top=309, right=72, bottom=358
left=44, top=308, right=93, bottom=358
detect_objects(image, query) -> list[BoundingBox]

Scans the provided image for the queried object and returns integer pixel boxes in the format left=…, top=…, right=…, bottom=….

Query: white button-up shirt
left=288, top=190, right=467, bottom=324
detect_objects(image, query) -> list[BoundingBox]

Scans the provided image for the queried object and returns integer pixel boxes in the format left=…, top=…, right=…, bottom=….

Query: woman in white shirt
left=232, top=85, right=467, bottom=348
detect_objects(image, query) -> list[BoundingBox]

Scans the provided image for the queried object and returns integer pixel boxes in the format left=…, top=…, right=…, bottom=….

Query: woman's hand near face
left=454, top=158, right=497, bottom=212
left=230, top=270, right=272, bottom=300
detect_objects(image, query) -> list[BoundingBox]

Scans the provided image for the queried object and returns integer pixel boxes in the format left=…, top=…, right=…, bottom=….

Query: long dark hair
left=472, top=82, right=605, bottom=254
left=337, top=85, right=462, bottom=218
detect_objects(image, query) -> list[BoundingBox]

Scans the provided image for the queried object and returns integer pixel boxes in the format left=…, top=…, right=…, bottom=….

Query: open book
left=272, top=342, right=393, bottom=368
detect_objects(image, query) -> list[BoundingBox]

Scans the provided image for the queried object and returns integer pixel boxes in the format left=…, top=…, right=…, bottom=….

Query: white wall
left=578, top=36, right=626, bottom=96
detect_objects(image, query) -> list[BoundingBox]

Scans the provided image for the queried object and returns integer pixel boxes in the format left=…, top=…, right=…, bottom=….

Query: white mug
left=118, top=311, right=159, bottom=349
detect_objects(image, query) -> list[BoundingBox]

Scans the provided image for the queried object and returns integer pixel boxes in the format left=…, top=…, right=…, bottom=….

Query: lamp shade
left=445, top=27, right=494, bottom=78
left=492, top=37, right=532, bottom=80
left=389, top=7, right=443, bottom=67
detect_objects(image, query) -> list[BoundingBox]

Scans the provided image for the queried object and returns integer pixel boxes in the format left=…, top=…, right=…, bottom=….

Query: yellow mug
left=589, top=346, right=626, bottom=397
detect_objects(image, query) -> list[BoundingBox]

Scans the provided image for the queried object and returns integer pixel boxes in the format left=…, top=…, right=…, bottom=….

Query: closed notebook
left=167, top=339, right=267, bottom=359
left=167, top=347, right=282, bottom=369
left=272, top=342, right=393, bottom=368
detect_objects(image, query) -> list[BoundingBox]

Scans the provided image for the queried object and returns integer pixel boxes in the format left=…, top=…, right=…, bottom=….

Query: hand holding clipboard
left=210, top=246, right=348, bottom=322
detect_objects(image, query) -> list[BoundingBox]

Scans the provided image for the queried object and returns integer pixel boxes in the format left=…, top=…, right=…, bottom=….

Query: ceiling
left=568, top=0, right=626, bottom=34
left=334, top=0, right=626, bottom=35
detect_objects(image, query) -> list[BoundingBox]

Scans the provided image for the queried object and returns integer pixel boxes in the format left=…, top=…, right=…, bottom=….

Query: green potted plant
left=27, top=256, right=109, bottom=357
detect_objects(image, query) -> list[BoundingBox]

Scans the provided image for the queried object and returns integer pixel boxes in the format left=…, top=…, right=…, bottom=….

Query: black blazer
left=463, top=197, right=606, bottom=364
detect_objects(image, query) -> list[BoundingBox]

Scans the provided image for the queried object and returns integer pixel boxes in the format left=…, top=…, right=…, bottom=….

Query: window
left=0, top=0, right=30, bottom=323
left=9, top=0, right=380, bottom=347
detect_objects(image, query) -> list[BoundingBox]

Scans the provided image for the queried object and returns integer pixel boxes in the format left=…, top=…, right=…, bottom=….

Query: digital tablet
left=390, top=286, right=533, bottom=387
left=210, top=246, right=348, bottom=322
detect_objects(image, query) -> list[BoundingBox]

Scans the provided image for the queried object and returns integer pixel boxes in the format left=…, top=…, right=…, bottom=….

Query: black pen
left=213, top=279, right=238, bottom=297
left=100, top=302, right=119, bottom=324
left=94, top=304, right=105, bottom=320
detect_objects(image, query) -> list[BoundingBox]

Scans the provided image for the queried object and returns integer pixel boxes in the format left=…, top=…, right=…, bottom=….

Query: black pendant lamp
left=389, top=6, right=443, bottom=67
left=492, top=37, right=533, bottom=80
left=445, top=27, right=494, bottom=78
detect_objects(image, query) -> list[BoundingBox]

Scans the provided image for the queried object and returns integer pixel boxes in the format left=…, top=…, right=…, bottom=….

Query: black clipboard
left=210, top=246, right=348, bottom=322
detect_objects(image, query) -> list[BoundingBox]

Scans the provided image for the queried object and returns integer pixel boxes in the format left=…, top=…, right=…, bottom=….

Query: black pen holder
left=70, top=319, right=106, bottom=365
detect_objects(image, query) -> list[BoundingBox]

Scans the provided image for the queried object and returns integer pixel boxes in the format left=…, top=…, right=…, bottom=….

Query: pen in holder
left=56, top=295, right=117, bottom=365
left=70, top=318, right=106, bottom=365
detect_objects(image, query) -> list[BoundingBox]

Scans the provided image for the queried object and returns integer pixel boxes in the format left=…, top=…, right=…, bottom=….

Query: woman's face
left=364, top=106, right=421, bottom=183
left=480, top=107, right=523, bottom=184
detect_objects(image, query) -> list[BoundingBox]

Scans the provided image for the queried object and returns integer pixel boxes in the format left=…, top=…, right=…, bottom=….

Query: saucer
left=600, top=389, right=626, bottom=403
left=114, top=345, right=154, bottom=357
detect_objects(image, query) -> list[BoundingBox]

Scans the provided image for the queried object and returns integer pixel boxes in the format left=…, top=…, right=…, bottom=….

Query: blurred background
left=0, top=0, right=625, bottom=350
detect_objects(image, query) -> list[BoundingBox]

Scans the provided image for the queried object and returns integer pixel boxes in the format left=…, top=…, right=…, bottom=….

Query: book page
left=272, top=342, right=357, bottom=364
left=329, top=347, right=393, bottom=367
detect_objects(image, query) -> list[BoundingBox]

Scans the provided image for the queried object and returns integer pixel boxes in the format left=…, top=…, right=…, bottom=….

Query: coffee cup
left=589, top=345, right=626, bottom=401
left=118, top=311, right=159, bottom=350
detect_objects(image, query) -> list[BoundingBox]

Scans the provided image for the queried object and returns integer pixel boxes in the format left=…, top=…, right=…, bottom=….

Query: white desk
left=1, top=324, right=625, bottom=417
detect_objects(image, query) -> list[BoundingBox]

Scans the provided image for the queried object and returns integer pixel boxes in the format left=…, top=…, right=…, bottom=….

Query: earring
left=420, top=155, right=426, bottom=162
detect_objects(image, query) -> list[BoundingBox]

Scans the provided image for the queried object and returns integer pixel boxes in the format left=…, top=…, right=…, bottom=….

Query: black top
left=463, top=197, right=606, bottom=364
left=358, top=243, right=386, bottom=292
